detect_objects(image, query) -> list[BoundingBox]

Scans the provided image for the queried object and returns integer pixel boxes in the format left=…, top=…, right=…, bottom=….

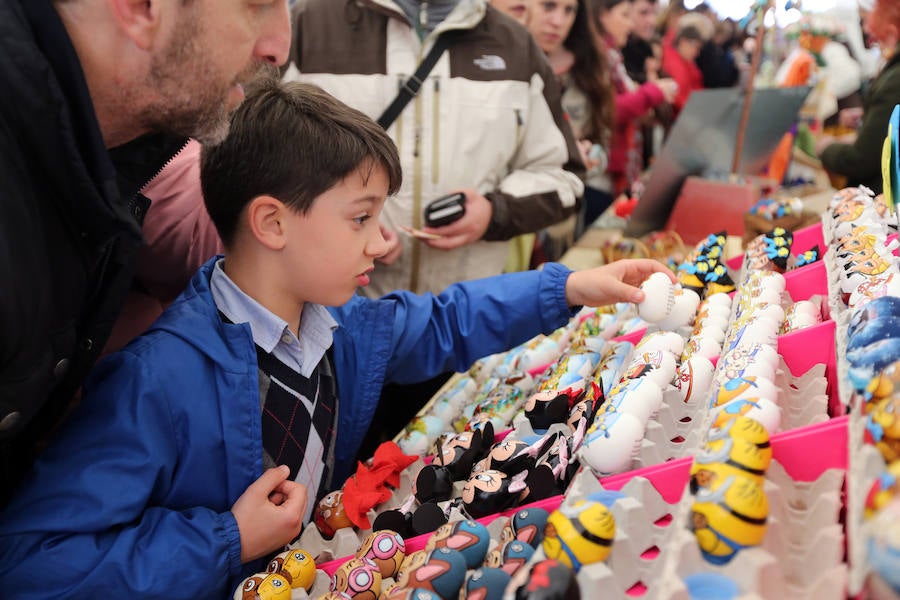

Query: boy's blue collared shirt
left=209, top=258, right=337, bottom=378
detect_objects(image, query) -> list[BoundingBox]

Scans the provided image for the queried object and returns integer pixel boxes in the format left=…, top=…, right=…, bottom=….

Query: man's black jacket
left=0, top=0, right=187, bottom=501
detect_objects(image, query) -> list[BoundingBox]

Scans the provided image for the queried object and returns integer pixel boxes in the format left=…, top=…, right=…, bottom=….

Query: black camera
left=424, top=192, right=466, bottom=227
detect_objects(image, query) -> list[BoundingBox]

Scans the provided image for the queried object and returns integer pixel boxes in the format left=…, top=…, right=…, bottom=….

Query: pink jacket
left=662, top=41, right=704, bottom=115
left=605, top=40, right=666, bottom=193
left=105, top=140, right=222, bottom=353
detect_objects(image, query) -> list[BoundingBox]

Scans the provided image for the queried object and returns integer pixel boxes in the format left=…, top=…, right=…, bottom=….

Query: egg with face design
left=234, top=571, right=292, bottom=600
left=266, top=548, right=316, bottom=591
left=510, top=507, right=551, bottom=548
left=425, top=519, right=490, bottom=569
left=541, top=500, right=615, bottom=571
left=400, top=547, right=467, bottom=600
left=461, top=470, right=526, bottom=519
left=315, top=490, right=354, bottom=539
left=690, top=474, right=768, bottom=565
left=356, top=529, right=405, bottom=579
left=331, top=557, right=381, bottom=600
left=464, top=567, right=511, bottom=600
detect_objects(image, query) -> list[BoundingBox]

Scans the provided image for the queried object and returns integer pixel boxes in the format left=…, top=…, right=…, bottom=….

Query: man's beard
left=136, top=14, right=277, bottom=145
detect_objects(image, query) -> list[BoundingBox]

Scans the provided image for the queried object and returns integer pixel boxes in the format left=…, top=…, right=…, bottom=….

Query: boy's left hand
left=565, top=259, right=676, bottom=308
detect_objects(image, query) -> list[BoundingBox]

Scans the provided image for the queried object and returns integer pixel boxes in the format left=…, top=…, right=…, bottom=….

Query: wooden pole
left=731, top=1, right=771, bottom=175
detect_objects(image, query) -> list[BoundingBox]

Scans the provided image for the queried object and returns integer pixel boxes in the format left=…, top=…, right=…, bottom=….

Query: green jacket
left=820, top=46, right=900, bottom=193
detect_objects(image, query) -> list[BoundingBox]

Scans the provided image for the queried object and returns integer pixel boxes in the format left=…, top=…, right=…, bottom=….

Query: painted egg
left=484, top=539, right=536, bottom=576
left=704, top=292, right=733, bottom=309
left=637, top=272, right=675, bottom=322
left=382, top=589, right=442, bottom=600
left=682, top=573, right=740, bottom=600
left=580, top=411, right=644, bottom=475
left=712, top=397, right=782, bottom=434
left=712, top=375, right=778, bottom=407
left=266, top=548, right=316, bottom=591
left=848, top=316, right=900, bottom=352
left=401, top=547, right=468, bottom=600
left=461, top=470, right=526, bottom=519
left=780, top=307, right=820, bottom=334
left=234, top=572, right=292, bottom=600
left=542, top=501, right=615, bottom=570
left=604, top=377, right=662, bottom=424
left=331, top=557, right=381, bottom=600
left=315, top=490, right=354, bottom=539
left=425, top=519, right=490, bottom=569
left=510, top=507, right=551, bottom=548
left=635, top=330, right=685, bottom=357
left=696, top=303, right=732, bottom=324
left=683, top=334, right=721, bottom=362
left=690, top=436, right=771, bottom=491
left=866, top=500, right=900, bottom=593
left=692, top=316, right=728, bottom=344
left=864, top=461, right=900, bottom=519
left=356, top=529, right=406, bottom=579
left=620, top=350, right=678, bottom=388
left=657, top=287, right=701, bottom=331
left=707, top=415, right=771, bottom=453
left=744, top=270, right=786, bottom=295
left=674, top=356, right=715, bottom=406
left=465, top=567, right=511, bottom=600
left=690, top=474, right=768, bottom=565
left=507, top=559, right=580, bottom=600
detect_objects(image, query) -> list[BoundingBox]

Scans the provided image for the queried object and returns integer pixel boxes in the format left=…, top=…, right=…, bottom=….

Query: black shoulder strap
left=377, top=30, right=461, bottom=130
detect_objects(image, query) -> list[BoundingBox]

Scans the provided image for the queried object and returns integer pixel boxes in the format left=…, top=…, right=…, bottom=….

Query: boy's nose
left=368, top=227, right=392, bottom=258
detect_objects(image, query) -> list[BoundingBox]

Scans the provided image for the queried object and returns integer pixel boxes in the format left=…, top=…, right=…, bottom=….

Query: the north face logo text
left=473, top=55, right=506, bottom=70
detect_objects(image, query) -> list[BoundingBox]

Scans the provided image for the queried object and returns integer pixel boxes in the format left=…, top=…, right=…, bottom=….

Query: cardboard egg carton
left=288, top=458, right=426, bottom=564
left=652, top=460, right=846, bottom=600
left=772, top=358, right=829, bottom=429
left=500, top=467, right=682, bottom=599
left=845, top=411, right=894, bottom=596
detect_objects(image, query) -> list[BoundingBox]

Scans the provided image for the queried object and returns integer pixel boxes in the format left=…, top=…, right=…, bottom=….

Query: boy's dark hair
left=201, top=79, right=402, bottom=247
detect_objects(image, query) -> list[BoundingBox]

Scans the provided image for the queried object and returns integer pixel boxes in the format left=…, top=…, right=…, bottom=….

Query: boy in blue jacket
left=0, top=80, right=672, bottom=599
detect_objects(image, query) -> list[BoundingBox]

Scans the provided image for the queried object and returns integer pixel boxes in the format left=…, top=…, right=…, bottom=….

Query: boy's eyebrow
left=350, top=195, right=385, bottom=205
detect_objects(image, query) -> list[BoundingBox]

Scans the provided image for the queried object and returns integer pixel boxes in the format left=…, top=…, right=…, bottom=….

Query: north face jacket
left=286, top=0, right=585, bottom=295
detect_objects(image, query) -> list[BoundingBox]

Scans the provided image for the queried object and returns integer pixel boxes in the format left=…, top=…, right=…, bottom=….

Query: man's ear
left=247, top=196, right=288, bottom=250
left=107, top=0, right=164, bottom=51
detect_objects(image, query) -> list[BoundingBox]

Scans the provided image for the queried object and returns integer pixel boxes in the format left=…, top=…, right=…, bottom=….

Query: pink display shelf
left=601, top=416, right=847, bottom=504
left=778, top=319, right=840, bottom=415
left=317, top=417, right=848, bottom=577
left=726, top=222, right=825, bottom=271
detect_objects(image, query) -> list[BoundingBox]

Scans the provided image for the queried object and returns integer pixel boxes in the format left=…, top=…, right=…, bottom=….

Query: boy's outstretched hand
left=232, top=465, right=308, bottom=562
left=565, top=259, right=676, bottom=308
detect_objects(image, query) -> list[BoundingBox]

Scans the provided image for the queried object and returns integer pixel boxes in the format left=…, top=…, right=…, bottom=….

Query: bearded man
left=0, top=0, right=291, bottom=503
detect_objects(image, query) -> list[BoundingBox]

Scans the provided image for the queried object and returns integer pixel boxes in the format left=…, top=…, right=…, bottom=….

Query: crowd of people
left=0, top=0, right=896, bottom=597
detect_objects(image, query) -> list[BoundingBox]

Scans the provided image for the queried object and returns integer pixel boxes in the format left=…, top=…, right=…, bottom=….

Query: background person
left=590, top=0, right=678, bottom=219
left=662, top=11, right=713, bottom=116
left=527, top=0, right=616, bottom=239
left=491, top=0, right=530, bottom=24
left=816, top=0, right=900, bottom=194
